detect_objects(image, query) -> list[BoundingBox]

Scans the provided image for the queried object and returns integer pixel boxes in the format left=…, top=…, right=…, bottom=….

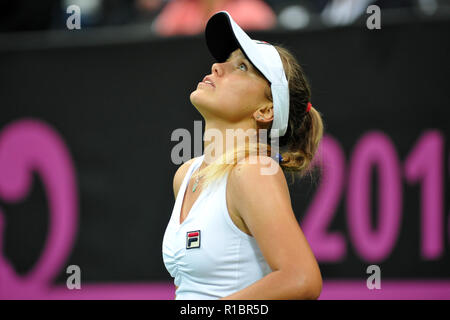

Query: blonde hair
left=191, top=45, right=324, bottom=189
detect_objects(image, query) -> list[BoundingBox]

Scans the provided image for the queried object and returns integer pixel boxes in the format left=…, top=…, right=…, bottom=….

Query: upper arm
left=173, top=157, right=197, bottom=200
left=229, top=155, right=322, bottom=296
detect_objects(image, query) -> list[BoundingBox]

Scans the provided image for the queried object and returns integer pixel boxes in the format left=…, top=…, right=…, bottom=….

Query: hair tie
left=306, top=102, right=312, bottom=113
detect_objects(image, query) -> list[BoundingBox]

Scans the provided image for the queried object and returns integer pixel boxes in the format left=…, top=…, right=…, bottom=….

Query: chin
left=189, top=89, right=199, bottom=103
left=190, top=89, right=208, bottom=110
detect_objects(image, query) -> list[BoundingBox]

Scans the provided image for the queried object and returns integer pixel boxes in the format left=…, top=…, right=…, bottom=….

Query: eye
left=238, top=62, right=248, bottom=71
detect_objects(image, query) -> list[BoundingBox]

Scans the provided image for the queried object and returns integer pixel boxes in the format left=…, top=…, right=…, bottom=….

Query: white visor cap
left=205, top=11, right=290, bottom=138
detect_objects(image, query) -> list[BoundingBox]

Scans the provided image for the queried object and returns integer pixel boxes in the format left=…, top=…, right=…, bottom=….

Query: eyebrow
left=226, top=51, right=252, bottom=68
left=228, top=52, right=267, bottom=80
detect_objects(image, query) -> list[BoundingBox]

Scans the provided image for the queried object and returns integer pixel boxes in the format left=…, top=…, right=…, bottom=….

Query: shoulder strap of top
left=179, top=155, right=205, bottom=194
left=190, top=155, right=205, bottom=175
left=169, top=155, right=206, bottom=224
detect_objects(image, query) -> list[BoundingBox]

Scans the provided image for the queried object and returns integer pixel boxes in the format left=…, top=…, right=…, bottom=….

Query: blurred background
left=1, top=0, right=450, bottom=34
left=0, top=0, right=449, bottom=299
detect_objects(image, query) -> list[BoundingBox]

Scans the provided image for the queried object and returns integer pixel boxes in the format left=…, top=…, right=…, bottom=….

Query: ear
left=253, top=104, right=274, bottom=123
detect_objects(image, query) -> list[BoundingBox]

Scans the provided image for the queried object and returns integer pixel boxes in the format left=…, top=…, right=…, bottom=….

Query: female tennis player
left=162, top=11, right=324, bottom=300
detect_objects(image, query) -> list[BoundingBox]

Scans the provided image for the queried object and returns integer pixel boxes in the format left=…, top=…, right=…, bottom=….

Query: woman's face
left=190, top=48, right=272, bottom=124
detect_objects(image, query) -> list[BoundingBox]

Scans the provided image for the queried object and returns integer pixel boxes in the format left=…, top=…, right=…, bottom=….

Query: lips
left=201, top=76, right=215, bottom=88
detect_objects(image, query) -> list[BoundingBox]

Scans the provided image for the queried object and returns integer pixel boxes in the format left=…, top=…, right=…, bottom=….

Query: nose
left=211, top=62, right=224, bottom=77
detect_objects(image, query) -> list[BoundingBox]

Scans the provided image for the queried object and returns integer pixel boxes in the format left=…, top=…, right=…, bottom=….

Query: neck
left=202, top=117, right=258, bottom=166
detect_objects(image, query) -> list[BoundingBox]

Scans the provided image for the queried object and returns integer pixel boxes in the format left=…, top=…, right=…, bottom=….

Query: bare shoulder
left=173, top=157, right=199, bottom=199
left=228, top=155, right=290, bottom=219
left=231, top=155, right=285, bottom=184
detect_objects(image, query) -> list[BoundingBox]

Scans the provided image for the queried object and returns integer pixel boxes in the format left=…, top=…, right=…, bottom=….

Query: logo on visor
left=186, top=230, right=201, bottom=249
left=254, top=40, right=271, bottom=45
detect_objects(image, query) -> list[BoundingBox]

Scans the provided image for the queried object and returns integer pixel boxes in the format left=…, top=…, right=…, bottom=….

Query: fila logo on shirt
left=255, top=40, right=270, bottom=45
left=186, top=230, right=201, bottom=249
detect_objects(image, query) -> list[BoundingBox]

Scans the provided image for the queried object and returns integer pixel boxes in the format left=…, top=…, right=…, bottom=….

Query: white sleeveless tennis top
left=162, top=155, right=271, bottom=300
